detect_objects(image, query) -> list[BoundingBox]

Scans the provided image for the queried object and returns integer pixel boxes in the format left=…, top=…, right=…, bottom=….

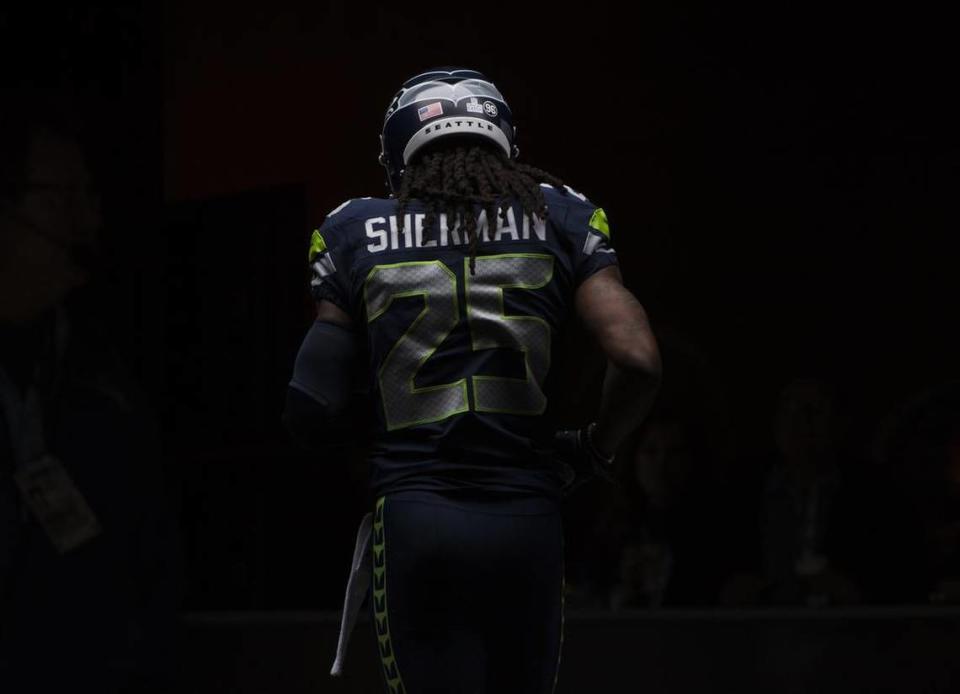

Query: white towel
left=330, top=511, right=374, bottom=677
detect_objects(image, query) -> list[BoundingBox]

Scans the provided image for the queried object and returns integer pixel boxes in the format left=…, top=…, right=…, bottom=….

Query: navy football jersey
left=308, top=184, right=618, bottom=499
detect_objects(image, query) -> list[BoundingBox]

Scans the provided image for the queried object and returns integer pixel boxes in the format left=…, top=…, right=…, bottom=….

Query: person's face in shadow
left=633, top=420, right=692, bottom=506
left=0, top=130, right=102, bottom=322
left=774, top=379, right=838, bottom=465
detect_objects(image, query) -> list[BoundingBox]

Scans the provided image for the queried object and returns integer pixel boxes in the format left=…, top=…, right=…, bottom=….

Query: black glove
left=553, top=422, right=617, bottom=496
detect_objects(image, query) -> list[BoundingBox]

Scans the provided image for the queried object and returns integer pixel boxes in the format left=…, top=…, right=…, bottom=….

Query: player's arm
left=314, top=299, right=353, bottom=327
left=575, top=265, right=662, bottom=457
left=282, top=300, right=362, bottom=449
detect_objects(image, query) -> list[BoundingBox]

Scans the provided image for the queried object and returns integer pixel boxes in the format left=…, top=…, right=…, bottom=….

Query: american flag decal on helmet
left=418, top=102, right=444, bottom=121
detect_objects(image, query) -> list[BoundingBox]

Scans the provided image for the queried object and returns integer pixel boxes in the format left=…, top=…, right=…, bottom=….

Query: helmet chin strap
left=379, top=136, right=398, bottom=197
left=383, top=168, right=398, bottom=197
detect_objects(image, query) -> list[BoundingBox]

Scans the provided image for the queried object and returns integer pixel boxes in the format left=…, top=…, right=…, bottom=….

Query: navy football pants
left=371, top=491, right=564, bottom=694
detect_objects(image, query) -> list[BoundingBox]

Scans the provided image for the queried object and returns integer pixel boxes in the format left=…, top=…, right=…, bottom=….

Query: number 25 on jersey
left=364, top=254, right=554, bottom=430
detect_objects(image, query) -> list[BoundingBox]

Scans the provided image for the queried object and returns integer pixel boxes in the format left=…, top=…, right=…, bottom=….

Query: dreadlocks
left=395, top=142, right=566, bottom=274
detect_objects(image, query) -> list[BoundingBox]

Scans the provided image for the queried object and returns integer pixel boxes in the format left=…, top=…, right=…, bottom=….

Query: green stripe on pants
left=373, top=496, right=406, bottom=694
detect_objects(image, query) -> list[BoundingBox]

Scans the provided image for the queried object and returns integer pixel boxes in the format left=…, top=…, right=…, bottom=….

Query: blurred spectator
left=762, top=378, right=859, bottom=605
left=603, top=413, right=729, bottom=608
left=0, top=94, right=179, bottom=692
left=720, top=376, right=926, bottom=607
left=562, top=327, right=732, bottom=609
left=874, top=381, right=960, bottom=604
left=721, top=378, right=857, bottom=605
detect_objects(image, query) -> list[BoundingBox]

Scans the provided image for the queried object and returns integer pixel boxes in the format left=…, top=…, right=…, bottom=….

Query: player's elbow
left=604, top=333, right=662, bottom=384
left=283, top=386, right=327, bottom=449
left=283, top=386, right=356, bottom=450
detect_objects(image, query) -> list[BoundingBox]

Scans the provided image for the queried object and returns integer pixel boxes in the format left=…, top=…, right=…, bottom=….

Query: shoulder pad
left=325, top=198, right=360, bottom=218
left=324, top=196, right=394, bottom=221
left=539, top=182, right=593, bottom=205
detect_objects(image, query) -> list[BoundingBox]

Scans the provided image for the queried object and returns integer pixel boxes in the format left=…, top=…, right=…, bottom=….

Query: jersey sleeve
left=307, top=217, right=352, bottom=313
left=560, top=192, right=619, bottom=285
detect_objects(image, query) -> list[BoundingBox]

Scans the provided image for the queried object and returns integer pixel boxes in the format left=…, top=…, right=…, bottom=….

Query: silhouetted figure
left=721, top=378, right=865, bottom=606
left=0, top=95, right=179, bottom=693
left=874, top=381, right=960, bottom=603
left=605, top=414, right=727, bottom=608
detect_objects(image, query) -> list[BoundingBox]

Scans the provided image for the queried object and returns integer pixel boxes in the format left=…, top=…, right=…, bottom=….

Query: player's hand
left=553, top=423, right=617, bottom=495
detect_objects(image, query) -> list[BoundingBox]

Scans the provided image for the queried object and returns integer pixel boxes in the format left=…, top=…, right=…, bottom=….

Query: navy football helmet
left=379, top=67, right=519, bottom=194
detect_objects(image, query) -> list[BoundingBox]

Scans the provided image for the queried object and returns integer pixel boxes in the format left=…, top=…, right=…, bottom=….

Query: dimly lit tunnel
left=1, top=3, right=958, bottom=693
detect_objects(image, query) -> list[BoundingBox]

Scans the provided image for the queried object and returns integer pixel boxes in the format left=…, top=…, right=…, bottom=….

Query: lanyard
left=0, top=308, right=69, bottom=471
left=0, top=370, right=47, bottom=469
left=0, top=368, right=46, bottom=524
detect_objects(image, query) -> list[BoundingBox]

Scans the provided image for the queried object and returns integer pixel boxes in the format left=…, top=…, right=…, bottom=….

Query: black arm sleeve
left=283, top=386, right=361, bottom=449
left=283, top=320, right=365, bottom=449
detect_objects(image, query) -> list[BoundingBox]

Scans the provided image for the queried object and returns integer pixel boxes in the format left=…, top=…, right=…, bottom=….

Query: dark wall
left=164, top=2, right=956, bottom=457
left=160, top=3, right=957, bottom=609
left=4, top=1, right=954, bottom=613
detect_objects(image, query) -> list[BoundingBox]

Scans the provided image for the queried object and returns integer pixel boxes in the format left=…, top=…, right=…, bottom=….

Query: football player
left=285, top=68, right=661, bottom=694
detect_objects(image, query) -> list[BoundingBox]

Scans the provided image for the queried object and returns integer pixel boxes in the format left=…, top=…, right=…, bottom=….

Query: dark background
left=2, top=0, right=956, bottom=609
